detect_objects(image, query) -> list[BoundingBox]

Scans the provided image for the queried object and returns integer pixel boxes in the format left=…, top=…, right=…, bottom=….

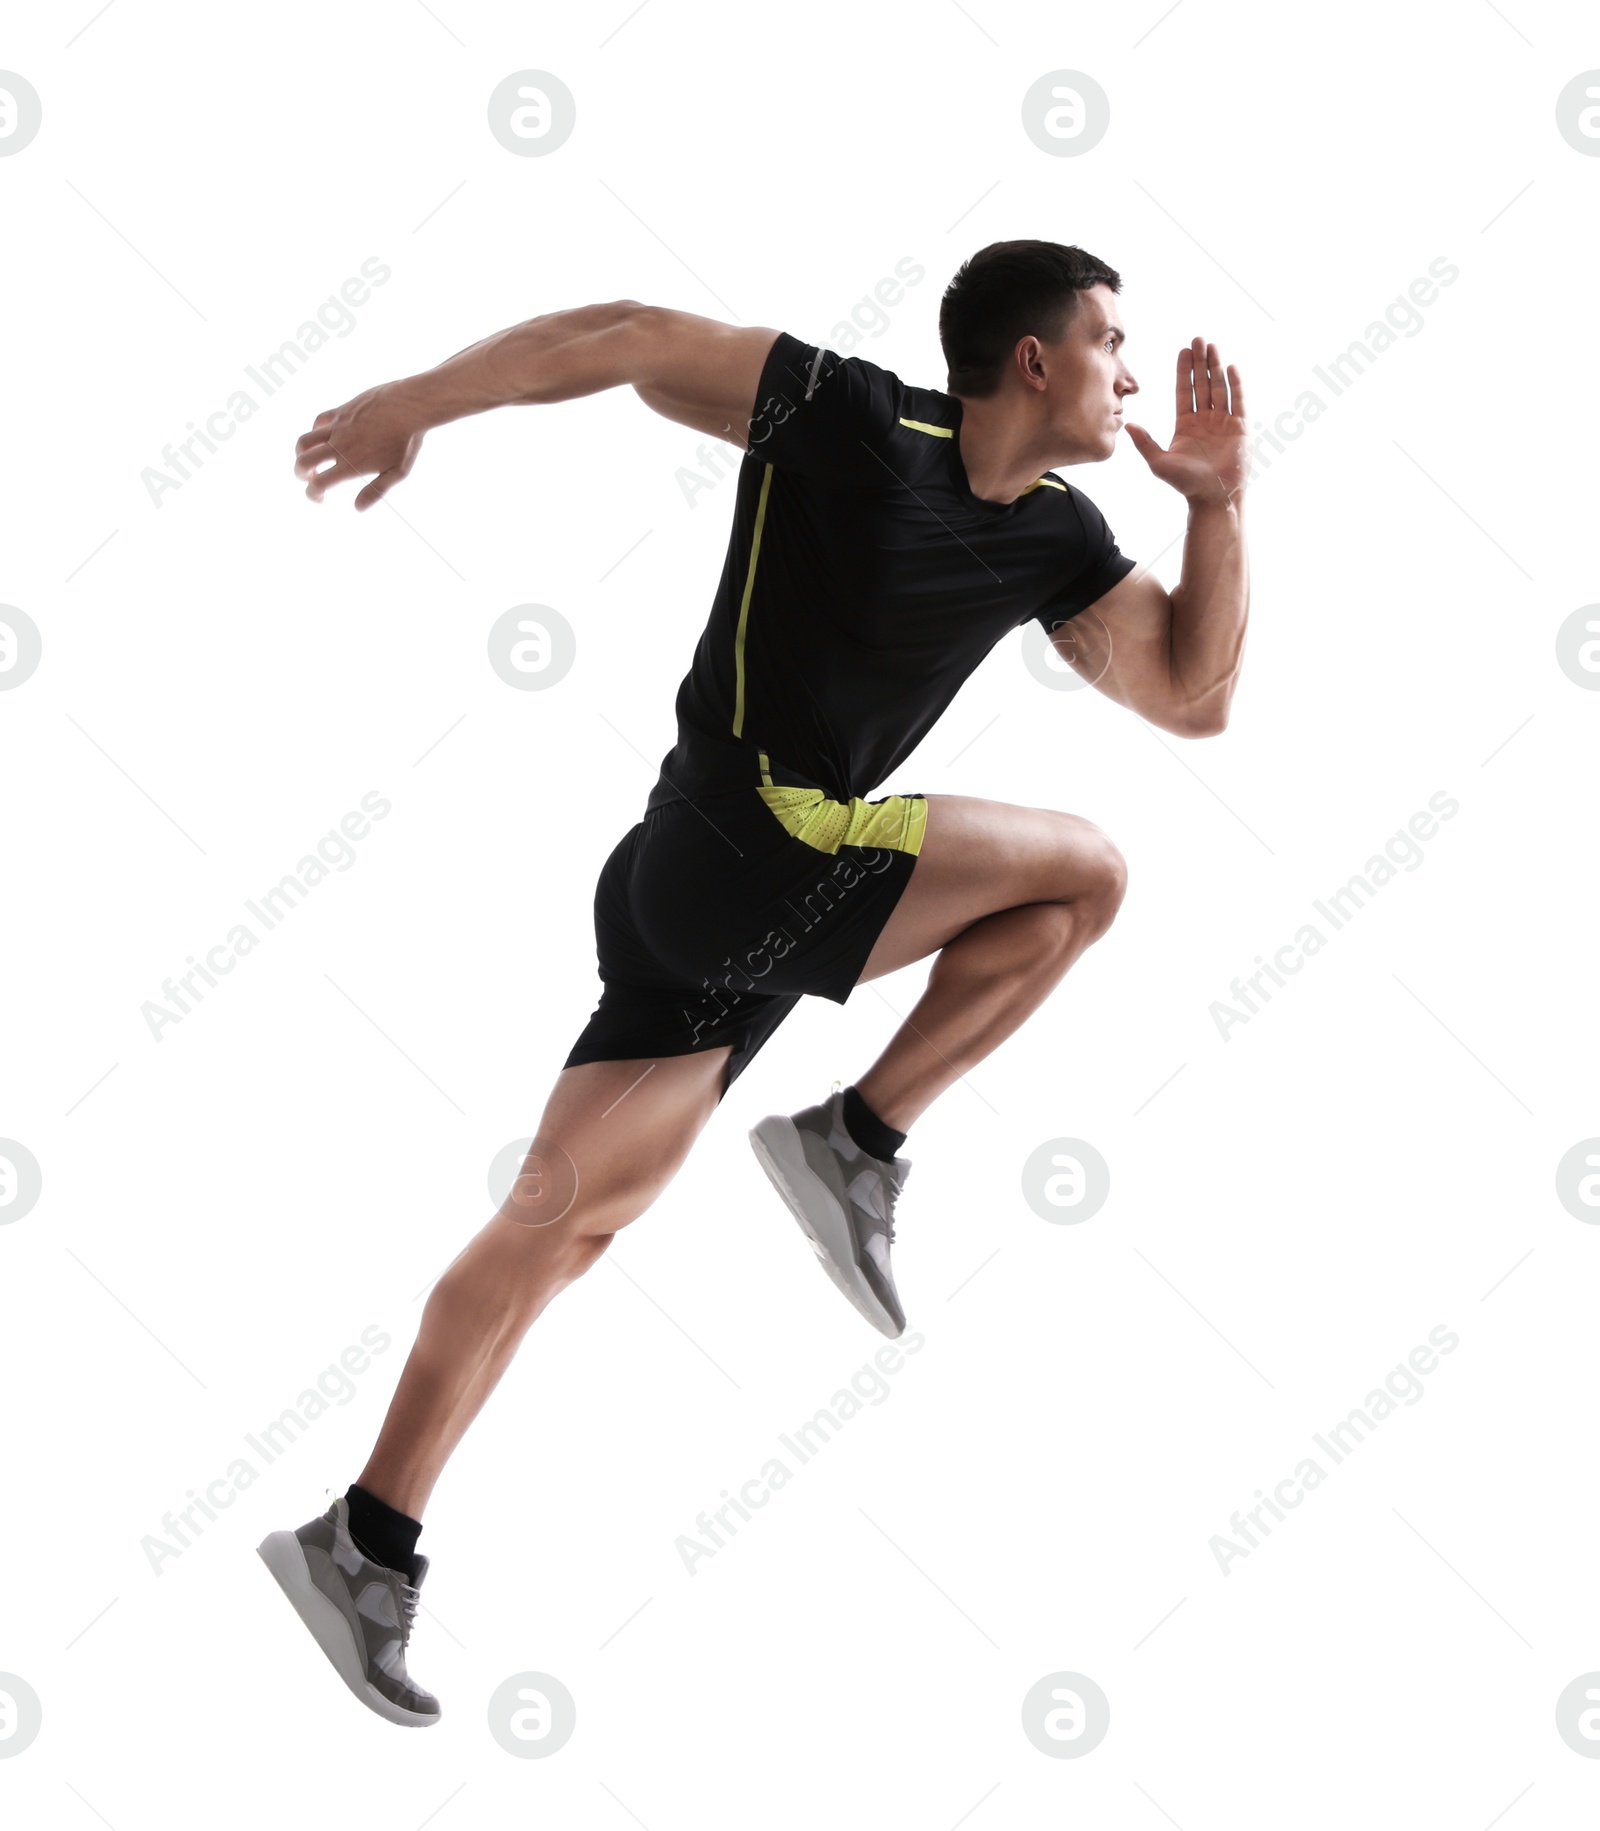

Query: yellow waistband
left=755, top=784, right=926, bottom=856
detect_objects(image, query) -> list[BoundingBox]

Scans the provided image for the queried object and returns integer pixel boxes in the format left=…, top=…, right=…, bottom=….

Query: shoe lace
left=395, top=1575, right=421, bottom=1646
left=879, top=1165, right=906, bottom=1246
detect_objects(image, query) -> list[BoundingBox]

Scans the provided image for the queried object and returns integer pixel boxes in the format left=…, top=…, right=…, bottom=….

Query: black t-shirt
left=644, top=330, right=1137, bottom=811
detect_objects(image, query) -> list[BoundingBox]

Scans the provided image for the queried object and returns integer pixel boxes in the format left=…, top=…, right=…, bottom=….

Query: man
left=256, top=240, right=1249, bottom=1725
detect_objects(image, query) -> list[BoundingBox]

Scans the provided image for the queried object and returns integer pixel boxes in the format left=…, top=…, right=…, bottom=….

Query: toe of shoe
left=374, top=1671, right=442, bottom=1723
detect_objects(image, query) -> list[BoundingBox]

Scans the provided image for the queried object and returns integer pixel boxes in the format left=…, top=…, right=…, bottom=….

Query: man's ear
left=1017, top=336, right=1051, bottom=391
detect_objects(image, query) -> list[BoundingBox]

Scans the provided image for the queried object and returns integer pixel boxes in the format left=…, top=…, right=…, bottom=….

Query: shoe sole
left=749, top=1115, right=903, bottom=1338
left=256, top=1530, right=439, bottom=1728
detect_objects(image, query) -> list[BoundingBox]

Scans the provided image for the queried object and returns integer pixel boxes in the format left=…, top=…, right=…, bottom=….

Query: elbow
left=603, top=300, right=655, bottom=385
left=1162, top=670, right=1237, bottom=737
left=1161, top=699, right=1230, bottom=738
left=1183, top=707, right=1230, bottom=738
left=604, top=299, right=651, bottom=342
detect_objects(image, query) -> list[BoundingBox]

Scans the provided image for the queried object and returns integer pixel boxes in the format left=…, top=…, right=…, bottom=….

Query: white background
left=3, top=0, right=1598, bottom=1823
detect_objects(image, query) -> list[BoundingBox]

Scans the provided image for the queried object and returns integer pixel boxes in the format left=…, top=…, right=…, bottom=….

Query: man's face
left=1037, top=283, right=1139, bottom=460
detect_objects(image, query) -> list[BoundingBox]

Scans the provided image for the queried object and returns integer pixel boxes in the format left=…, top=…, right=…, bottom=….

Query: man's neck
left=955, top=394, right=1056, bottom=504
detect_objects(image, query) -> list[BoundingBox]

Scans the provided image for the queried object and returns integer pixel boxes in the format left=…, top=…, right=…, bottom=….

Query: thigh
left=505, top=1050, right=735, bottom=1240
left=856, top=793, right=1121, bottom=982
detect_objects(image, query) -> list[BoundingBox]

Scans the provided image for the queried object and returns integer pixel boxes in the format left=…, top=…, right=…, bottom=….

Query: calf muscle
left=354, top=1046, right=732, bottom=1519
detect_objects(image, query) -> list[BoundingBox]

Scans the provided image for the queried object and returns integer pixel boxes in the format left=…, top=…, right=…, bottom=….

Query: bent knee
left=1072, top=826, right=1128, bottom=936
left=1095, top=834, right=1129, bottom=914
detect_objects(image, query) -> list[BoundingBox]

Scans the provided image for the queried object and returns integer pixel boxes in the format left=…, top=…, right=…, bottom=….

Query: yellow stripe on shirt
left=731, top=463, right=774, bottom=739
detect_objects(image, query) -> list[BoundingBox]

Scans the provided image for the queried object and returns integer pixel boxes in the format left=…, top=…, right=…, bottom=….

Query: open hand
left=293, top=383, right=425, bottom=509
left=1123, top=338, right=1248, bottom=507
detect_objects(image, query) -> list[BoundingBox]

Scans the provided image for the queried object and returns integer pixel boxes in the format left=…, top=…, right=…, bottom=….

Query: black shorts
left=563, top=780, right=928, bottom=1098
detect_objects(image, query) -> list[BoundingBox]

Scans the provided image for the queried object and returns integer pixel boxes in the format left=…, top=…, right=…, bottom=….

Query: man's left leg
left=847, top=792, right=1128, bottom=1133
left=747, top=793, right=1126, bottom=1337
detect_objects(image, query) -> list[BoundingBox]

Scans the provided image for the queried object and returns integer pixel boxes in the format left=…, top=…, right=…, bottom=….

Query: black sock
left=841, top=1084, right=907, bottom=1162
left=345, top=1481, right=424, bottom=1583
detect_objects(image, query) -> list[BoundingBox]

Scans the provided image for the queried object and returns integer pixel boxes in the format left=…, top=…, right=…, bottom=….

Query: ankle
left=841, top=1084, right=908, bottom=1161
left=345, top=1480, right=425, bottom=1581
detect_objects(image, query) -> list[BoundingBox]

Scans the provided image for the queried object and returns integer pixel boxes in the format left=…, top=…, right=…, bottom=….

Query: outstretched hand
left=1123, top=338, right=1248, bottom=507
left=293, top=383, right=425, bottom=510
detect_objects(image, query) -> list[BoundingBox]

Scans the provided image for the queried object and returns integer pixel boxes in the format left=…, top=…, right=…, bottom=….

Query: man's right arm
left=293, top=301, right=779, bottom=509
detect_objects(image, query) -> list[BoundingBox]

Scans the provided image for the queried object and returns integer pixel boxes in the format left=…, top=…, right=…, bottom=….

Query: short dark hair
left=939, top=240, right=1121, bottom=397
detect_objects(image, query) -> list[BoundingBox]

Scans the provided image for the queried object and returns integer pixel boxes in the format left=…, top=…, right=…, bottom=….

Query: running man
left=256, top=241, right=1249, bottom=1725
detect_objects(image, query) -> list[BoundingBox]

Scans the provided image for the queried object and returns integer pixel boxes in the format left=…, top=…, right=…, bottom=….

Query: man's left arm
left=1051, top=336, right=1250, bottom=738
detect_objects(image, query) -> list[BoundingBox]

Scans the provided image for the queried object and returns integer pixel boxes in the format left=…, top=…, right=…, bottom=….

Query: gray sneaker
left=257, top=1493, right=441, bottom=1728
left=749, top=1088, right=910, bottom=1338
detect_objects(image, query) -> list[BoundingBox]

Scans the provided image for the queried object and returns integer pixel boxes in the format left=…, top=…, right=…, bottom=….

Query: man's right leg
left=256, top=1044, right=733, bottom=1725
left=352, top=1044, right=735, bottom=1525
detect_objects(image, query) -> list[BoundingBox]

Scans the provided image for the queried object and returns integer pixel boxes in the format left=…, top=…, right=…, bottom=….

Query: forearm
left=1167, top=494, right=1249, bottom=734
left=392, top=299, right=642, bottom=431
